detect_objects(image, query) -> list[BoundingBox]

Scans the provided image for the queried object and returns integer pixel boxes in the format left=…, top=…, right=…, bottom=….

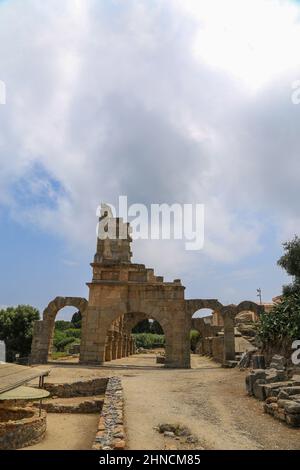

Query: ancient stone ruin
left=30, top=210, right=263, bottom=368
left=246, top=354, right=300, bottom=427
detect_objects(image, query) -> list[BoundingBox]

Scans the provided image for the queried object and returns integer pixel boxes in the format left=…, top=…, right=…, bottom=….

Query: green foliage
left=132, top=319, right=164, bottom=334
left=64, top=328, right=81, bottom=339
left=53, top=326, right=81, bottom=352
left=255, top=236, right=300, bottom=350
left=54, top=336, right=77, bottom=352
left=190, top=329, right=200, bottom=352
left=278, top=236, right=300, bottom=294
left=0, top=305, right=40, bottom=361
left=257, top=292, right=300, bottom=346
left=132, top=319, right=151, bottom=333
left=55, top=320, right=72, bottom=331
left=132, top=333, right=165, bottom=349
left=150, top=320, right=164, bottom=335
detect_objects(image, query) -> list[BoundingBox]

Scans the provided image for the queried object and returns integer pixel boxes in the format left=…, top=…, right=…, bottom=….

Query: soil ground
left=23, top=413, right=99, bottom=450
left=26, top=353, right=300, bottom=450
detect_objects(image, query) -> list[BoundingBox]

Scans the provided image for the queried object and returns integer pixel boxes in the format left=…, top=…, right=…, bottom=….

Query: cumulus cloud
left=0, top=0, right=300, bottom=284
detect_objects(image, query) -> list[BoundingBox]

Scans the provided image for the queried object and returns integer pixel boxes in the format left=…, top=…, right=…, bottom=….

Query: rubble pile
left=246, top=354, right=300, bottom=427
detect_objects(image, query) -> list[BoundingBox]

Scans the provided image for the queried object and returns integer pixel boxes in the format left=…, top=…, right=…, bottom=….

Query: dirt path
left=29, top=354, right=300, bottom=450
left=121, top=355, right=300, bottom=450
left=23, top=414, right=99, bottom=450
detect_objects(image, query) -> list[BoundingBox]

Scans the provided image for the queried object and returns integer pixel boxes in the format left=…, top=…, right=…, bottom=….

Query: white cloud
left=0, top=0, right=300, bottom=280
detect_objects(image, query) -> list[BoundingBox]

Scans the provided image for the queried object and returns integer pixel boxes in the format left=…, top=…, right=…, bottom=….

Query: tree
left=71, top=311, right=82, bottom=329
left=132, top=319, right=151, bottom=333
left=150, top=320, right=164, bottom=335
left=278, top=236, right=300, bottom=294
left=0, top=305, right=40, bottom=362
left=257, top=236, right=300, bottom=353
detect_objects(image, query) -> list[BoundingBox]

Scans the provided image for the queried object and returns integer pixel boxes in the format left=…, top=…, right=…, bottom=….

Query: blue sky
left=0, top=0, right=299, bottom=319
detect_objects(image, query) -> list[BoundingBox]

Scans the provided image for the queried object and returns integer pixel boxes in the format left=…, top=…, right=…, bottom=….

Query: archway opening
left=103, top=313, right=165, bottom=365
left=190, top=308, right=216, bottom=356
left=49, top=307, right=82, bottom=362
left=132, top=318, right=165, bottom=354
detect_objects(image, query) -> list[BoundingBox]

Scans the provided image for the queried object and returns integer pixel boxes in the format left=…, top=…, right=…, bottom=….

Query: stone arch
left=236, top=301, right=264, bottom=318
left=220, top=301, right=263, bottom=363
left=104, top=310, right=170, bottom=365
left=43, top=296, right=88, bottom=322
left=186, top=299, right=223, bottom=319
left=30, top=296, right=88, bottom=363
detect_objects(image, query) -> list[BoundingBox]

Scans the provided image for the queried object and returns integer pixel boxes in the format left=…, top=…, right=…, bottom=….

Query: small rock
left=164, top=431, right=175, bottom=437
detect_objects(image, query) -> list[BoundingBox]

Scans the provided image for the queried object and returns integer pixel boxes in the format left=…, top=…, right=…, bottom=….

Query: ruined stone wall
left=0, top=407, right=46, bottom=450
left=44, top=377, right=108, bottom=398
left=93, top=377, right=125, bottom=450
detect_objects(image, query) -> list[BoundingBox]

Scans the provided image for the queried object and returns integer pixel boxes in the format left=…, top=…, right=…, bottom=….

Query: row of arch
left=30, top=296, right=263, bottom=365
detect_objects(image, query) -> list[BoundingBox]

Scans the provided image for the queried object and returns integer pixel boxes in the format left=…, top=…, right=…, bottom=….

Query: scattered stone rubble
left=93, top=377, right=125, bottom=450
left=155, top=423, right=204, bottom=450
left=246, top=354, right=300, bottom=427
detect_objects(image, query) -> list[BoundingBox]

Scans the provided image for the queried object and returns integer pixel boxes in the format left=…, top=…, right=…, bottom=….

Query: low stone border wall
left=44, top=377, right=108, bottom=397
left=93, top=377, right=126, bottom=450
left=40, top=398, right=104, bottom=413
left=0, top=407, right=46, bottom=449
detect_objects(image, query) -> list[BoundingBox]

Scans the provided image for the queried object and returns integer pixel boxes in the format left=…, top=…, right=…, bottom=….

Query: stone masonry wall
left=0, top=407, right=46, bottom=450
left=44, top=377, right=108, bottom=397
left=93, top=377, right=126, bottom=450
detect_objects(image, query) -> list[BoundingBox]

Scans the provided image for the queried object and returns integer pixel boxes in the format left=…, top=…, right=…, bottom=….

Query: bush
left=190, top=330, right=200, bottom=352
left=55, top=320, right=72, bottom=331
left=54, top=336, right=77, bottom=352
left=257, top=292, right=300, bottom=347
left=132, top=333, right=165, bottom=349
left=64, top=328, right=81, bottom=339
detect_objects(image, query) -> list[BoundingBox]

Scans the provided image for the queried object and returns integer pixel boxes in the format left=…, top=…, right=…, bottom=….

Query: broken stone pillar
left=30, top=320, right=51, bottom=364
left=223, top=312, right=235, bottom=363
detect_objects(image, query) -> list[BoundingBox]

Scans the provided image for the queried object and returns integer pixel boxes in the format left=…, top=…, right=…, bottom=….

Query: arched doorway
left=49, top=306, right=82, bottom=361
left=30, top=297, right=88, bottom=363
left=103, top=312, right=166, bottom=365
left=191, top=309, right=215, bottom=357
left=131, top=318, right=165, bottom=357
left=220, top=301, right=264, bottom=363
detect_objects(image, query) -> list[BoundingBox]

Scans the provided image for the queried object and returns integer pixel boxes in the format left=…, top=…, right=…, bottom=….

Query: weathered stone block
left=246, top=369, right=267, bottom=395
left=286, top=413, right=300, bottom=427
left=253, top=379, right=267, bottom=401
left=283, top=401, right=300, bottom=414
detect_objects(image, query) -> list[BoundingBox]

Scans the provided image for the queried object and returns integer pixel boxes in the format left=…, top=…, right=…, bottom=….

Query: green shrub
left=132, top=333, right=165, bottom=349
left=190, top=330, right=200, bottom=352
left=64, top=328, right=81, bottom=339
left=55, top=320, right=72, bottom=331
left=55, top=336, right=77, bottom=352
left=257, top=292, right=300, bottom=347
